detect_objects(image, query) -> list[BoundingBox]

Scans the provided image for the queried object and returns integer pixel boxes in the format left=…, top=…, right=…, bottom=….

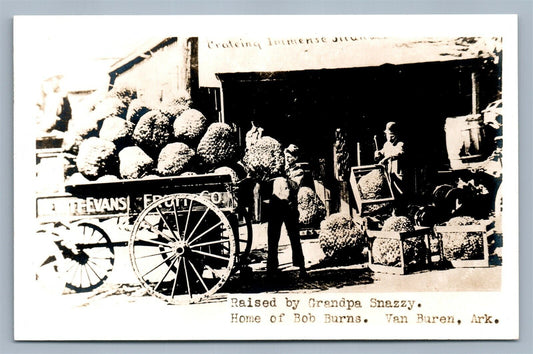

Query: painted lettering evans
left=37, top=196, right=128, bottom=218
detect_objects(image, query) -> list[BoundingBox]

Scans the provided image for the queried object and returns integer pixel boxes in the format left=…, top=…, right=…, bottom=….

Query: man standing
left=374, top=121, right=409, bottom=214
left=37, top=74, right=71, bottom=133
left=266, top=176, right=307, bottom=280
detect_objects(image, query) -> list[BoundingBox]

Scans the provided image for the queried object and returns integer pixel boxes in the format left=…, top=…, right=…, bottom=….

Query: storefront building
left=108, top=36, right=502, bottom=217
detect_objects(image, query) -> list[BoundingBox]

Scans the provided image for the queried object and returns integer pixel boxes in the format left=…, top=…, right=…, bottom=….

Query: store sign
left=142, top=191, right=233, bottom=210
left=37, top=191, right=234, bottom=220
left=199, top=36, right=499, bottom=87
left=36, top=196, right=129, bottom=219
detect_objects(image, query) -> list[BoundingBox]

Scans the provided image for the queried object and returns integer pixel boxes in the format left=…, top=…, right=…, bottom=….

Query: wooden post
left=315, top=158, right=332, bottom=216
left=176, top=37, right=199, bottom=101
left=218, top=85, right=226, bottom=123
left=253, top=182, right=262, bottom=222
left=339, top=181, right=351, bottom=216
left=356, top=142, right=361, bottom=166
left=471, top=72, right=479, bottom=114
left=314, top=180, right=331, bottom=217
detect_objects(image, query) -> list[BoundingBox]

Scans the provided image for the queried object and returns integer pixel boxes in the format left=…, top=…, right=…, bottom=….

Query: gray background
left=2, top=0, right=531, bottom=353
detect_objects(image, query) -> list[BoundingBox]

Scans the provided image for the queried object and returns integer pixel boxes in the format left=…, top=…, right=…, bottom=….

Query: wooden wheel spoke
left=154, top=255, right=180, bottom=291
left=190, top=249, right=230, bottom=262
left=156, top=206, right=179, bottom=241
left=81, top=268, right=89, bottom=287
left=134, top=237, right=173, bottom=248
left=88, top=259, right=112, bottom=274
left=80, top=224, right=95, bottom=244
left=82, top=225, right=87, bottom=243
left=88, top=266, right=101, bottom=285
left=68, top=266, right=79, bottom=287
left=142, top=253, right=177, bottom=278
left=172, top=202, right=182, bottom=241
left=136, top=248, right=175, bottom=260
left=141, top=220, right=175, bottom=243
left=78, top=263, right=83, bottom=287
left=183, top=200, right=194, bottom=238
left=187, top=259, right=209, bottom=293
left=170, top=258, right=182, bottom=299
left=188, top=221, right=224, bottom=246
left=85, top=261, right=104, bottom=282
left=72, top=265, right=82, bottom=287
left=185, top=207, right=210, bottom=243
left=82, top=266, right=92, bottom=286
left=65, top=259, right=77, bottom=274
left=190, top=239, right=230, bottom=249
left=66, top=259, right=79, bottom=276
left=89, top=227, right=96, bottom=242
left=183, top=258, right=192, bottom=298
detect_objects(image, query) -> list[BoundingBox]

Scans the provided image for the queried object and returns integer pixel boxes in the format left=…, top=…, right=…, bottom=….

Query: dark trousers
left=390, top=171, right=413, bottom=216
left=267, top=197, right=305, bottom=273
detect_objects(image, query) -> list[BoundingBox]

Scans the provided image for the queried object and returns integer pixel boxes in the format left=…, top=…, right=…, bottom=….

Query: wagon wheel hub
left=171, top=241, right=188, bottom=256
left=73, top=251, right=90, bottom=265
left=62, top=246, right=89, bottom=265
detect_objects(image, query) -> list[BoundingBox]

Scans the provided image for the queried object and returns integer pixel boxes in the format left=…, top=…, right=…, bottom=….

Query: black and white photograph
left=13, top=15, right=519, bottom=340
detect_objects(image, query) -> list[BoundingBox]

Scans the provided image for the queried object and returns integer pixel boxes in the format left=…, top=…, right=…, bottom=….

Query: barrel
left=444, top=114, right=486, bottom=169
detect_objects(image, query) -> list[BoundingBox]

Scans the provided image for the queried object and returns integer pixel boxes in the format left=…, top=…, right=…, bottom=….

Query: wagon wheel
left=129, top=193, right=235, bottom=304
left=33, top=230, right=66, bottom=295
left=59, top=221, right=115, bottom=293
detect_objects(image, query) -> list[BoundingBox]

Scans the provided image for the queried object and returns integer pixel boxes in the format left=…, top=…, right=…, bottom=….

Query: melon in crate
left=349, top=165, right=394, bottom=216
left=434, top=217, right=494, bottom=268
left=367, top=216, right=436, bottom=275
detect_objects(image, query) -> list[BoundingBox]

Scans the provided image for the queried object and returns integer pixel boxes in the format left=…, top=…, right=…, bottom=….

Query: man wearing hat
left=266, top=144, right=308, bottom=281
left=375, top=121, right=408, bottom=213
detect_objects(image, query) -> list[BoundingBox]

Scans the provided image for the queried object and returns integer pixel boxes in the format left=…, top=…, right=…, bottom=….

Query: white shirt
left=379, top=140, right=405, bottom=179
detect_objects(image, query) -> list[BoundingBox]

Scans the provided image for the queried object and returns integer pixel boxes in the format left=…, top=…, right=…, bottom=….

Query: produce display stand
left=349, top=164, right=395, bottom=216
left=434, top=220, right=494, bottom=268
left=366, top=226, right=442, bottom=275
left=35, top=173, right=253, bottom=304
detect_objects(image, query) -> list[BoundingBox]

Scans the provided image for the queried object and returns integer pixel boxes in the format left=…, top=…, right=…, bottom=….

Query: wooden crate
left=366, top=227, right=440, bottom=275
left=434, top=220, right=494, bottom=268
left=349, top=165, right=394, bottom=216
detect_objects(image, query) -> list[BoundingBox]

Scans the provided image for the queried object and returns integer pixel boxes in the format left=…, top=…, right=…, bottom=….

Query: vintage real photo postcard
left=13, top=15, right=518, bottom=340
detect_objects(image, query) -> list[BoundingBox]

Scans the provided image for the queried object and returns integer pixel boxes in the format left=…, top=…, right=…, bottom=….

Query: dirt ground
left=42, top=221, right=502, bottom=308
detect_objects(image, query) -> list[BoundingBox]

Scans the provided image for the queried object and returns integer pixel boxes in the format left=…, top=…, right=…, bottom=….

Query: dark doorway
left=217, top=57, right=501, bottom=194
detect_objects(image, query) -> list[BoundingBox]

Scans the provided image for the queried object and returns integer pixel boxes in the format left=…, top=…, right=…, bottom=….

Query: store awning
left=199, top=37, right=501, bottom=87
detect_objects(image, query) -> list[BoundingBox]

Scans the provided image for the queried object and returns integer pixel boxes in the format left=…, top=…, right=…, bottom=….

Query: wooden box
left=349, top=165, right=394, bottom=216
left=434, top=220, right=494, bottom=268
left=367, top=227, right=441, bottom=275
